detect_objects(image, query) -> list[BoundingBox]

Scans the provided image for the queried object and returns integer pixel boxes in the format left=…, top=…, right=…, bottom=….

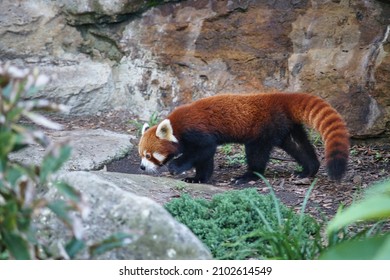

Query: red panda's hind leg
left=278, top=124, right=320, bottom=178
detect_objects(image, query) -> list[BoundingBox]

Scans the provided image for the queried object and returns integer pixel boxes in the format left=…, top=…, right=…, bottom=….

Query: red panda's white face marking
left=140, top=154, right=159, bottom=173
left=138, top=119, right=179, bottom=172
left=152, top=152, right=167, bottom=162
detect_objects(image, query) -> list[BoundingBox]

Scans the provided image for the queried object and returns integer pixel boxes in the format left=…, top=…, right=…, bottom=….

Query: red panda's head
left=138, top=119, right=179, bottom=172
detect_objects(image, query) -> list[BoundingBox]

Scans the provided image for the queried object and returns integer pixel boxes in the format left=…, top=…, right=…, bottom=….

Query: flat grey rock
left=10, top=129, right=133, bottom=171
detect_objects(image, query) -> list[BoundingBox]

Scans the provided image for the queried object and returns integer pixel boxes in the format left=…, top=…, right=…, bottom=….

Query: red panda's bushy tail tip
left=326, top=150, right=349, bottom=181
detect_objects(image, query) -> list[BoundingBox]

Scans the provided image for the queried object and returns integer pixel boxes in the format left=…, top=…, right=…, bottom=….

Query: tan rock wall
left=1, top=0, right=389, bottom=140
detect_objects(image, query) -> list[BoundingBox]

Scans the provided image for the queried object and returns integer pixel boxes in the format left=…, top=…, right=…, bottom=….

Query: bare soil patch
left=50, top=110, right=390, bottom=220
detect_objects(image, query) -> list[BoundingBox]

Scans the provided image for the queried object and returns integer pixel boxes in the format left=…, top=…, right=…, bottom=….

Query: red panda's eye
left=146, top=154, right=151, bottom=159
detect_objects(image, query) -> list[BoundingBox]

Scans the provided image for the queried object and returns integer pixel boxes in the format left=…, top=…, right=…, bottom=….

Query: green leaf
left=53, top=181, right=81, bottom=203
left=364, top=180, right=390, bottom=197
left=0, top=131, right=16, bottom=158
left=40, top=145, right=71, bottom=183
left=89, top=233, right=134, bottom=257
left=298, top=179, right=317, bottom=228
left=1, top=202, right=18, bottom=231
left=5, top=165, right=24, bottom=186
left=1, top=82, right=13, bottom=98
left=7, top=107, right=23, bottom=123
left=254, top=172, right=282, bottom=226
left=319, top=234, right=390, bottom=260
left=22, top=111, right=63, bottom=130
left=47, top=200, right=72, bottom=226
left=1, top=231, right=31, bottom=259
left=65, top=238, right=85, bottom=259
left=327, top=196, right=390, bottom=234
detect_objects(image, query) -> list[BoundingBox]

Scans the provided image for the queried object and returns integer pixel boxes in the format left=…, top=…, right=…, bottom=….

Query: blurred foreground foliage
left=0, top=64, right=131, bottom=259
left=320, top=179, right=390, bottom=259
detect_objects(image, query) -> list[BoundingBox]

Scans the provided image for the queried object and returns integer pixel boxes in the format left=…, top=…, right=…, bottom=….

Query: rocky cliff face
left=1, top=0, right=389, bottom=140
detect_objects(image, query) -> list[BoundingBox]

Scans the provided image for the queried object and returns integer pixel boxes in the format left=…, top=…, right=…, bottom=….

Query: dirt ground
left=50, top=109, right=390, bottom=221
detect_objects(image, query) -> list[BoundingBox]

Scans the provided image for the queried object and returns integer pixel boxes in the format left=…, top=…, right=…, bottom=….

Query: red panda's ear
left=156, top=119, right=178, bottom=143
left=141, top=123, right=149, bottom=135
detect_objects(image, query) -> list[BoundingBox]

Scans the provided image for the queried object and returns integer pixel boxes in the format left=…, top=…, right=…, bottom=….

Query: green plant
left=226, top=154, right=246, bottom=166
left=148, top=111, right=160, bottom=127
left=146, top=0, right=164, bottom=8
left=350, top=148, right=358, bottom=157
left=130, top=111, right=160, bottom=136
left=165, top=179, right=323, bottom=260
left=270, top=159, right=282, bottom=164
left=219, top=144, right=248, bottom=167
left=220, top=144, right=233, bottom=155
left=374, top=151, right=383, bottom=160
left=0, top=64, right=132, bottom=259
left=173, top=181, right=187, bottom=191
left=307, top=128, right=323, bottom=146
left=320, top=179, right=390, bottom=259
left=294, top=165, right=304, bottom=174
left=220, top=145, right=246, bottom=167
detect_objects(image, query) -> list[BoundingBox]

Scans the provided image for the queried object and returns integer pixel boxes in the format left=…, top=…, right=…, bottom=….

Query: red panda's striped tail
left=289, top=94, right=350, bottom=181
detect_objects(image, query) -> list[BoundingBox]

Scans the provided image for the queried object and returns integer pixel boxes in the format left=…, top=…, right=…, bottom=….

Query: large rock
left=115, top=0, right=390, bottom=139
left=0, top=1, right=117, bottom=115
left=36, top=171, right=212, bottom=259
left=61, top=0, right=180, bottom=25
left=10, top=129, right=133, bottom=171
left=1, top=0, right=389, bottom=140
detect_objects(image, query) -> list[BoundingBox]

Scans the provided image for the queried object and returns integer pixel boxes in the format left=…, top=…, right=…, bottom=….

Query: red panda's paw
left=182, top=177, right=206, bottom=184
left=233, top=172, right=261, bottom=185
left=293, top=162, right=320, bottom=179
left=168, top=159, right=192, bottom=175
left=293, top=170, right=315, bottom=179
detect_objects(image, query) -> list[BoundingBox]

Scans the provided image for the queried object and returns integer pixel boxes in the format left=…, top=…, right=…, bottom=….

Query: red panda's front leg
left=168, top=137, right=217, bottom=184
left=168, top=154, right=194, bottom=176
left=184, top=155, right=214, bottom=183
left=168, top=151, right=215, bottom=183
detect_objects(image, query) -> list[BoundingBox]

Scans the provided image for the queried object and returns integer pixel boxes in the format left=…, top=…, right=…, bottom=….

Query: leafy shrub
left=0, top=64, right=130, bottom=259
left=165, top=187, right=323, bottom=260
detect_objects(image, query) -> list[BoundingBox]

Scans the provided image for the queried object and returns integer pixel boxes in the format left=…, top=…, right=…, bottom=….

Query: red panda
left=138, top=93, right=350, bottom=184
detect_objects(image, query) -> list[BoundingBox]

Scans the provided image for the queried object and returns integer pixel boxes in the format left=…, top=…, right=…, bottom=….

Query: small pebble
left=352, top=175, right=363, bottom=185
